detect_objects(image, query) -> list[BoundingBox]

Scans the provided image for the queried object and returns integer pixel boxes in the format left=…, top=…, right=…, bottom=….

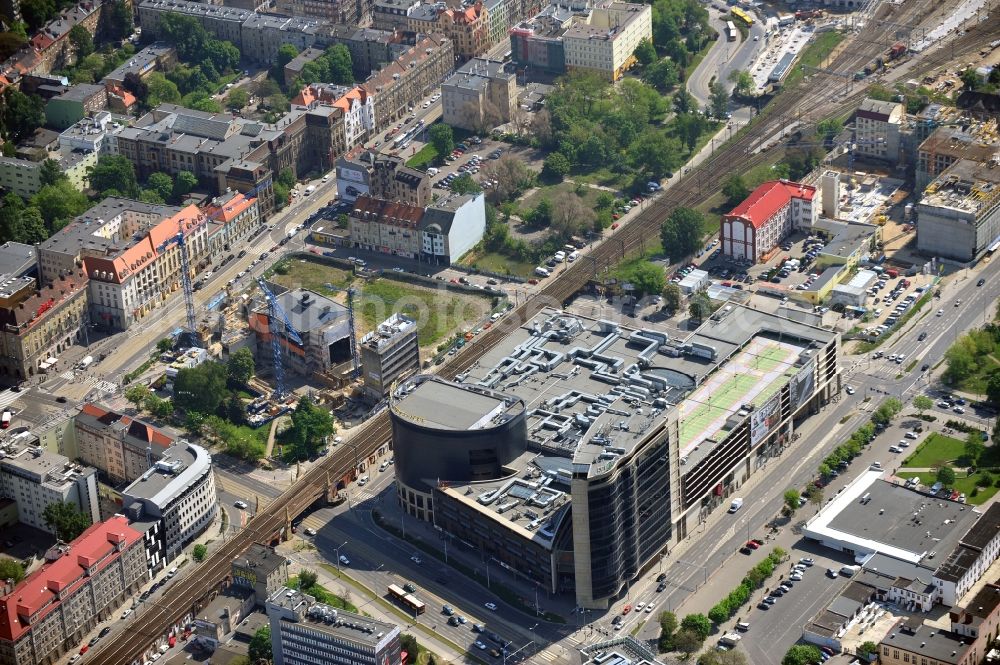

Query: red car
left=449, top=278, right=459, bottom=284
left=611, top=223, right=619, bottom=230
left=622, top=604, right=632, bottom=615
left=528, top=279, right=538, bottom=285
left=745, top=540, right=760, bottom=550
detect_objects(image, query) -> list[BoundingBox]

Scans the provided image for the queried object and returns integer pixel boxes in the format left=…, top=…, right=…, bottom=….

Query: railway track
left=91, top=17, right=998, bottom=665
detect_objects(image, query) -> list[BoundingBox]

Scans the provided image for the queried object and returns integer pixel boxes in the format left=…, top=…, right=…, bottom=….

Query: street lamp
left=334, top=540, right=348, bottom=571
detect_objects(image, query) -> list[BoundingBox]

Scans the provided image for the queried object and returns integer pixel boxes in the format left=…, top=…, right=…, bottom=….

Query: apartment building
left=11, top=0, right=103, bottom=76
left=276, top=0, right=373, bottom=26
left=73, top=403, right=175, bottom=486
left=248, top=288, right=355, bottom=378
left=293, top=84, right=376, bottom=151
left=349, top=196, right=424, bottom=257
left=0, top=516, right=147, bottom=665
left=120, top=440, right=218, bottom=564
left=880, top=619, right=978, bottom=665
left=102, top=43, right=177, bottom=86
left=562, top=2, right=651, bottom=81
left=266, top=589, right=401, bottom=665
left=360, top=313, right=419, bottom=401
left=372, top=0, right=421, bottom=30
left=240, top=14, right=323, bottom=65
left=441, top=58, right=516, bottom=132
left=58, top=112, right=125, bottom=155
left=336, top=153, right=373, bottom=202
left=854, top=98, right=904, bottom=162
left=934, top=504, right=1000, bottom=606
left=0, top=432, right=100, bottom=535
left=0, top=244, right=36, bottom=279
left=231, top=543, right=290, bottom=606
left=0, top=270, right=90, bottom=383
left=420, top=192, right=486, bottom=264
left=720, top=179, right=818, bottom=263
left=44, top=84, right=108, bottom=130
left=0, top=157, right=41, bottom=198
left=371, top=154, right=430, bottom=206
left=37, top=199, right=209, bottom=332
left=137, top=0, right=250, bottom=46
left=315, top=25, right=411, bottom=78
left=361, top=34, right=455, bottom=128
left=916, top=157, right=1000, bottom=263
left=203, top=190, right=262, bottom=262
left=510, top=7, right=573, bottom=75
left=407, top=1, right=489, bottom=60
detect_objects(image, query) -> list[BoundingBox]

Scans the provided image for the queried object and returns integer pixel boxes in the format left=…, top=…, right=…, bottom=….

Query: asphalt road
left=688, top=6, right=766, bottom=109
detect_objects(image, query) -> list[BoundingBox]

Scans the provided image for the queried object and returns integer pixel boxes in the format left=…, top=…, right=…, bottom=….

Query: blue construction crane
left=256, top=277, right=303, bottom=399
left=155, top=178, right=272, bottom=335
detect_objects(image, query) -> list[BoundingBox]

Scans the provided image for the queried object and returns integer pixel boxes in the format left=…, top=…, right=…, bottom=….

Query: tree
left=19, top=0, right=56, bottom=32
left=936, top=466, right=956, bottom=486
left=285, top=397, right=335, bottom=461
left=172, top=170, right=198, bottom=202
left=806, top=481, right=824, bottom=505
left=68, top=24, right=94, bottom=58
left=675, top=111, right=707, bottom=151
left=0, top=557, right=25, bottom=583
left=429, top=124, right=454, bottom=159
left=660, top=207, right=705, bottom=260
left=621, top=261, right=666, bottom=296
left=689, top=291, right=712, bottom=320
left=645, top=58, right=680, bottom=92
left=193, top=543, right=208, bottom=562
left=722, top=174, right=749, bottom=207
left=249, top=625, right=272, bottom=664
left=782, top=645, right=822, bottom=665
left=816, top=118, right=843, bottom=142
left=125, top=384, right=152, bottom=410
left=673, top=88, right=696, bottom=115
left=146, top=72, right=181, bottom=107
left=479, top=155, right=535, bottom=201
left=38, top=158, right=65, bottom=187
left=858, top=641, right=878, bottom=660
left=226, top=88, right=249, bottom=111
left=634, top=38, right=657, bottom=66
left=729, top=69, right=754, bottom=97
left=173, top=361, right=229, bottom=414
left=680, top=613, right=711, bottom=640
left=657, top=610, right=678, bottom=652
left=106, top=0, right=134, bottom=40
left=146, top=172, right=174, bottom=202
left=541, top=152, right=571, bottom=181
left=709, top=79, right=729, bottom=119
left=145, top=395, right=174, bottom=419
left=88, top=155, right=140, bottom=198
left=43, top=501, right=92, bottom=542
left=672, top=628, right=704, bottom=656
left=965, top=431, right=985, bottom=465
left=31, top=181, right=90, bottom=231
left=551, top=191, right=596, bottom=240
left=630, top=130, right=683, bottom=179
left=1, top=89, right=45, bottom=143
left=784, top=488, right=801, bottom=513
left=662, top=282, right=682, bottom=312
left=449, top=173, right=481, bottom=196
left=276, top=44, right=300, bottom=71
left=324, top=44, right=353, bottom=84
left=985, top=370, right=1000, bottom=411
left=299, top=569, right=318, bottom=589
left=228, top=348, right=255, bottom=385
left=699, top=650, right=749, bottom=665
left=913, top=394, right=934, bottom=417
left=226, top=394, right=246, bottom=426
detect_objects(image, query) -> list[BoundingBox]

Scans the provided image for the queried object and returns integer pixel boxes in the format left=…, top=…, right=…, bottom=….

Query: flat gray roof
left=397, top=379, right=510, bottom=430
left=882, top=620, right=969, bottom=664
left=0, top=242, right=37, bottom=277
left=827, top=479, right=977, bottom=561
left=268, top=589, right=397, bottom=647
left=122, top=441, right=211, bottom=508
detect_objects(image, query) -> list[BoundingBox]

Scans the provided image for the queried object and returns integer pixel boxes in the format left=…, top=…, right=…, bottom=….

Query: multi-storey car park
left=389, top=304, right=839, bottom=608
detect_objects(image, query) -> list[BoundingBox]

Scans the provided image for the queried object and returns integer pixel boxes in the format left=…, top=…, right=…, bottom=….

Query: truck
left=78, top=355, right=94, bottom=370
left=840, top=565, right=861, bottom=576
left=718, top=633, right=742, bottom=649
left=888, top=42, right=907, bottom=60
left=304, top=185, right=316, bottom=196
left=885, top=268, right=899, bottom=278
left=728, top=497, right=744, bottom=513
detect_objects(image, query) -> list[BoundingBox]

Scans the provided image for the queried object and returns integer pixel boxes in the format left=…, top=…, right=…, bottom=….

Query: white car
left=936, top=309, right=944, bottom=316
left=484, top=602, right=498, bottom=611
left=645, top=603, right=655, bottom=613
left=905, top=432, right=919, bottom=439
left=121, top=609, right=133, bottom=620
left=789, top=573, right=803, bottom=581
left=339, top=555, right=350, bottom=565
left=635, top=602, right=645, bottom=611
left=845, top=386, right=855, bottom=395
left=234, top=500, right=248, bottom=509
left=410, top=555, right=422, bottom=564
left=357, top=475, right=369, bottom=486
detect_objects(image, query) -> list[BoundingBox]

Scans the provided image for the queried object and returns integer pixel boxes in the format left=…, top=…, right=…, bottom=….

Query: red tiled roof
left=724, top=180, right=816, bottom=229
left=351, top=194, right=423, bottom=227
left=0, top=516, right=141, bottom=642
left=0, top=271, right=88, bottom=330
left=203, top=192, right=257, bottom=224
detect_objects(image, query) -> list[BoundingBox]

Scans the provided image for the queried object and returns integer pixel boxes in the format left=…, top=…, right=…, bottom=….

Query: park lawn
left=895, top=471, right=999, bottom=506
left=406, top=143, right=438, bottom=170
left=519, top=180, right=606, bottom=212
left=901, top=433, right=967, bottom=469
left=270, top=259, right=353, bottom=295
left=569, top=167, right=629, bottom=191
left=957, top=353, right=1000, bottom=394
left=357, top=279, right=492, bottom=347
left=460, top=249, right=537, bottom=278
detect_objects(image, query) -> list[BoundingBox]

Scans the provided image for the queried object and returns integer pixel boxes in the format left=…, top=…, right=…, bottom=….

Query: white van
left=535, top=266, right=550, bottom=277
left=568, top=250, right=580, bottom=262
left=427, top=167, right=439, bottom=176
left=554, top=251, right=566, bottom=262
left=304, top=185, right=316, bottom=196
left=167, top=566, right=178, bottom=577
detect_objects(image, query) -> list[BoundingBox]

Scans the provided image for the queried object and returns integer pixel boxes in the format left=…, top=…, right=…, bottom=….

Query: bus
left=726, top=20, right=737, bottom=41
left=387, top=584, right=426, bottom=615
left=731, top=7, right=754, bottom=26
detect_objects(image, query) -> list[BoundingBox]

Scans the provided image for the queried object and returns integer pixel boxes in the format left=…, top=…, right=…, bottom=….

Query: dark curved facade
left=389, top=376, right=528, bottom=494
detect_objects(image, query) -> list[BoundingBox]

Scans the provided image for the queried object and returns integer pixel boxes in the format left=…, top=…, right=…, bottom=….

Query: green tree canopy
left=0, top=558, right=25, bottom=583
left=645, top=58, right=680, bottom=91
left=38, top=158, right=65, bottom=187
left=680, top=613, right=711, bottom=640
left=729, top=69, right=754, bottom=97
left=662, top=282, right=682, bottom=312
left=31, top=181, right=90, bottom=232
left=0, top=88, right=45, bottom=143
left=689, top=291, right=712, bottom=320
left=722, top=174, right=749, bottom=207
left=173, top=361, right=229, bottom=414
left=660, top=207, right=705, bottom=260
left=709, top=79, right=729, bottom=119
left=299, top=569, right=318, bottom=589
left=193, top=543, right=207, bottom=561
left=634, top=38, right=657, bottom=65
left=542, top=152, right=571, bottom=181
left=88, top=155, right=140, bottom=198
left=784, top=488, right=801, bottom=513
left=672, top=628, right=704, bottom=656
left=68, top=24, right=93, bottom=57
left=226, top=88, right=249, bottom=111
left=449, top=173, right=481, bottom=196
left=285, top=397, right=335, bottom=461
left=913, top=394, right=934, bottom=415
left=429, top=124, right=455, bottom=158
left=227, top=348, right=255, bottom=385
left=43, top=501, right=92, bottom=542
left=936, top=466, right=956, bottom=486
left=782, top=645, right=822, bottom=665
left=657, top=610, right=678, bottom=652
left=249, top=626, right=272, bottom=663
left=620, top=261, right=666, bottom=296
left=125, top=384, right=152, bottom=410
left=172, top=170, right=198, bottom=202
left=146, top=172, right=174, bottom=202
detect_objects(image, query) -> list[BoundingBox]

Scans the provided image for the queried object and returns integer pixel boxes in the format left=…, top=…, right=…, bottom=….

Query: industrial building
left=249, top=288, right=355, bottom=379
left=360, top=313, right=420, bottom=401
left=389, top=305, right=839, bottom=608
left=720, top=180, right=819, bottom=263
left=0, top=516, right=147, bottom=665
left=232, top=543, right=290, bottom=606
left=0, top=431, right=100, bottom=535
left=120, top=440, right=218, bottom=569
left=916, top=157, right=1000, bottom=263
left=854, top=98, right=904, bottom=163
left=266, top=589, right=401, bottom=665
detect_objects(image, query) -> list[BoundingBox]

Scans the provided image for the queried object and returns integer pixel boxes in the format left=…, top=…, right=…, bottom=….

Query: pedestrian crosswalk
left=83, top=376, right=118, bottom=394
left=0, top=390, right=23, bottom=412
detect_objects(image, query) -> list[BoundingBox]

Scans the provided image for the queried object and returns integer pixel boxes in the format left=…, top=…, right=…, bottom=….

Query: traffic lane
left=739, top=563, right=849, bottom=665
